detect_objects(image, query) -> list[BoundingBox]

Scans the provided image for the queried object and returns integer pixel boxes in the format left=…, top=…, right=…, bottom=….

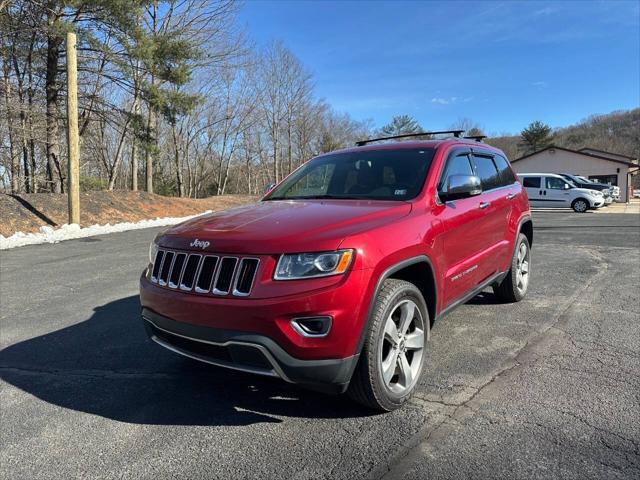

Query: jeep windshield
left=264, top=148, right=436, bottom=201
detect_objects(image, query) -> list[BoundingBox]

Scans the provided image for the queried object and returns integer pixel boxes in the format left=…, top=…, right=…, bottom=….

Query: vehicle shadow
left=466, top=291, right=501, bottom=305
left=0, top=295, right=371, bottom=426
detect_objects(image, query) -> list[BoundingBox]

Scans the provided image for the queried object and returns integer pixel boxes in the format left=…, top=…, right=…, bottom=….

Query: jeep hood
left=159, top=199, right=412, bottom=254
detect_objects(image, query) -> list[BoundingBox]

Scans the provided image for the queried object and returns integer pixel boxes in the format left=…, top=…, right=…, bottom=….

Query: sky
left=238, top=0, right=640, bottom=135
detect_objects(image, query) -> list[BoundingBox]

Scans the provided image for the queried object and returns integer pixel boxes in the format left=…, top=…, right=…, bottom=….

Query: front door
left=432, top=150, right=490, bottom=306
left=544, top=176, right=573, bottom=207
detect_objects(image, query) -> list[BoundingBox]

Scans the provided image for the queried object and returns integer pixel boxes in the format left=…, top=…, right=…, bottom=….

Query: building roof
left=512, top=146, right=638, bottom=168
left=578, top=147, right=637, bottom=161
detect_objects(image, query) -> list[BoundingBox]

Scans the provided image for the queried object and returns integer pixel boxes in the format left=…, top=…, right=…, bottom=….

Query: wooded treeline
left=1, top=1, right=637, bottom=198
left=486, top=109, right=640, bottom=162
left=0, top=0, right=369, bottom=197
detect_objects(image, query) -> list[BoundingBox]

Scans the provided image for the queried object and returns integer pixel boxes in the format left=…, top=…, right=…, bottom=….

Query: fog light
left=291, top=316, right=332, bottom=337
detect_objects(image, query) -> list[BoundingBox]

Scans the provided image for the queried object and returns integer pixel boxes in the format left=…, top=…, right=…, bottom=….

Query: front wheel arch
left=356, top=255, right=437, bottom=357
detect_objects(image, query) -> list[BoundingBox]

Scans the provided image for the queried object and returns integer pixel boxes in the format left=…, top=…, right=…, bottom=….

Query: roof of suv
left=332, top=138, right=504, bottom=156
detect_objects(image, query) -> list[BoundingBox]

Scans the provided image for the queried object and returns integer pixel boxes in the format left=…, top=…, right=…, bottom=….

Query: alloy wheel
left=515, top=242, right=530, bottom=294
left=379, top=299, right=425, bottom=395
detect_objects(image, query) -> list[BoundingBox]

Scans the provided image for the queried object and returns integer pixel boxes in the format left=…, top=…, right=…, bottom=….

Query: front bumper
left=592, top=198, right=605, bottom=208
left=140, top=266, right=370, bottom=360
left=142, top=308, right=358, bottom=394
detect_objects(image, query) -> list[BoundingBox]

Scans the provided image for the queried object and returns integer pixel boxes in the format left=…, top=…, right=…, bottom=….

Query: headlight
left=274, top=249, right=354, bottom=280
left=149, top=240, right=159, bottom=264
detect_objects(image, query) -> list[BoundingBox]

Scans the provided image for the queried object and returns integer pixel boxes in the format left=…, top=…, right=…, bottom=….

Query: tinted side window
left=472, top=155, right=501, bottom=191
left=522, top=176, right=541, bottom=188
left=493, top=154, right=517, bottom=186
left=438, top=153, right=473, bottom=194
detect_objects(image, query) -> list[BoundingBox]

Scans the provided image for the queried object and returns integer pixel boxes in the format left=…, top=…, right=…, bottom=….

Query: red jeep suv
left=140, top=131, right=532, bottom=411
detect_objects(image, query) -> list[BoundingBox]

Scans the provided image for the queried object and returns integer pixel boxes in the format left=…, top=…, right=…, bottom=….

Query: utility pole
left=66, top=31, right=80, bottom=224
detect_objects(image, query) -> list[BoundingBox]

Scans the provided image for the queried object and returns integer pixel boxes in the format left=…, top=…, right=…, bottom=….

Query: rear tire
left=493, top=233, right=530, bottom=303
left=348, top=279, right=429, bottom=411
left=572, top=198, right=589, bottom=213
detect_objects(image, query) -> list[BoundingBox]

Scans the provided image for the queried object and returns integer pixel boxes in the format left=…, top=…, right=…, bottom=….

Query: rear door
left=469, top=153, right=512, bottom=279
left=521, top=176, right=544, bottom=207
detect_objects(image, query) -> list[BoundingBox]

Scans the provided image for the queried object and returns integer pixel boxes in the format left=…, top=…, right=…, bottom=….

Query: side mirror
left=440, top=175, right=482, bottom=201
left=263, top=183, right=276, bottom=194
left=564, top=183, right=571, bottom=190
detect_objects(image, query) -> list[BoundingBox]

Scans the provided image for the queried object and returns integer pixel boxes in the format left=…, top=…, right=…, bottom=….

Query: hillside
left=486, top=108, right=640, bottom=161
left=0, top=192, right=256, bottom=237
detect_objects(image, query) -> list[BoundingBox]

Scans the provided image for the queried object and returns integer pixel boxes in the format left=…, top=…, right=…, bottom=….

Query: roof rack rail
left=463, top=135, right=487, bottom=142
left=355, top=130, right=464, bottom=146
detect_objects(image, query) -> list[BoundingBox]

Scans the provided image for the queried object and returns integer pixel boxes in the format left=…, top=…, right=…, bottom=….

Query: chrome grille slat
left=195, top=256, right=219, bottom=293
left=151, top=249, right=258, bottom=297
left=233, top=258, right=260, bottom=296
left=213, top=257, right=238, bottom=295
left=168, top=253, right=187, bottom=289
left=158, top=251, right=174, bottom=286
left=151, top=250, right=164, bottom=282
left=179, top=254, right=202, bottom=291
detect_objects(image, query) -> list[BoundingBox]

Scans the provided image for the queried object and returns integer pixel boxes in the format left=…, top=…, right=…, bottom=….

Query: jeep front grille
left=150, top=249, right=259, bottom=297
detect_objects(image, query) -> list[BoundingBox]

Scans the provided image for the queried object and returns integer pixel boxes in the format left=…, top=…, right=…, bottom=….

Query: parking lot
left=1, top=209, right=639, bottom=479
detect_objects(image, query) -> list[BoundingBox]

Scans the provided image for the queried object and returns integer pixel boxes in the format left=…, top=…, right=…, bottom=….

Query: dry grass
left=0, top=191, right=257, bottom=237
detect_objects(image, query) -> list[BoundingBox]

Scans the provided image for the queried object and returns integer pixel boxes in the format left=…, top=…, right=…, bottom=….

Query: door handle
left=479, top=201, right=491, bottom=209
left=506, top=193, right=516, bottom=200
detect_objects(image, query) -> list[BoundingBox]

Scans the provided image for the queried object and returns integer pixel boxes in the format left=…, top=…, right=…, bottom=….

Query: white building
left=511, top=146, right=639, bottom=202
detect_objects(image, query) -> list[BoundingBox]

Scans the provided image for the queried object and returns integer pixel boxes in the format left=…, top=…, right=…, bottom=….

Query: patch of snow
left=0, top=211, right=212, bottom=250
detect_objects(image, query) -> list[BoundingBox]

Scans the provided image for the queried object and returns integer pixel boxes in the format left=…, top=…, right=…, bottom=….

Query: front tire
left=572, top=198, right=589, bottom=213
left=493, top=233, right=531, bottom=303
left=348, top=279, right=429, bottom=411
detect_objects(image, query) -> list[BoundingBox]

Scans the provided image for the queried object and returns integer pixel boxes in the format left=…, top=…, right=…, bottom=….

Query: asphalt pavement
left=1, top=209, right=639, bottom=479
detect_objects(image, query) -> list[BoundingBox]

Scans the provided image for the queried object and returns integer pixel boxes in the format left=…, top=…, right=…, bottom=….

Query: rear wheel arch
left=518, top=217, right=533, bottom=249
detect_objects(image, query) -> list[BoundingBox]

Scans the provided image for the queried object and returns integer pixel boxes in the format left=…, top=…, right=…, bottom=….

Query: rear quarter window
left=522, top=177, right=541, bottom=188
left=493, top=154, right=517, bottom=186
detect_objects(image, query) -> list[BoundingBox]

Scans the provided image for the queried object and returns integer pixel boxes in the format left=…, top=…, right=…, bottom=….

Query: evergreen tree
left=466, top=127, right=484, bottom=137
left=520, top=121, right=554, bottom=153
left=379, top=115, right=423, bottom=137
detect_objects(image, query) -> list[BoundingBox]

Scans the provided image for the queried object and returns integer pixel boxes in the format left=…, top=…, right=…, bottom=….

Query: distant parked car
left=519, top=173, right=605, bottom=212
left=558, top=173, right=613, bottom=204
left=573, top=175, right=620, bottom=202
